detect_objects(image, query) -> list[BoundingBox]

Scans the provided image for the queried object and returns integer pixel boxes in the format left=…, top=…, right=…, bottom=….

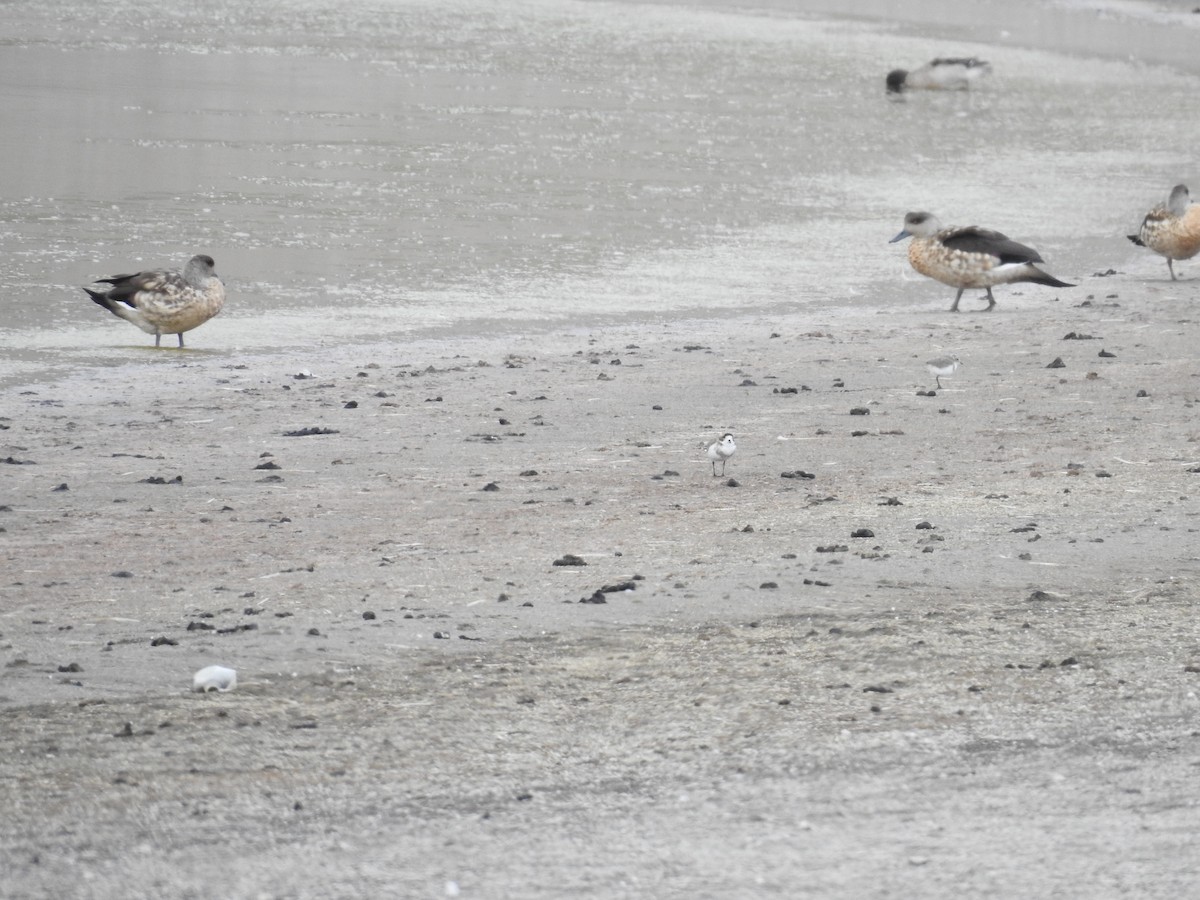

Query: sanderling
left=926, top=355, right=961, bottom=388
left=886, top=57, right=992, bottom=94
left=1128, top=184, right=1200, bottom=281
left=890, top=211, right=1072, bottom=311
left=707, top=433, right=736, bottom=476
left=84, top=254, right=225, bottom=347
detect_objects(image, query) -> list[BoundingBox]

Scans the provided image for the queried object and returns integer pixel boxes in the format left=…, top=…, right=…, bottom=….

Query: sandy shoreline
left=4, top=277, right=1200, bottom=895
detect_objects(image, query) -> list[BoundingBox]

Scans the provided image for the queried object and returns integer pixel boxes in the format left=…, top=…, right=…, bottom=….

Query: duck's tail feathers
left=1030, top=271, right=1074, bottom=289
left=84, top=287, right=115, bottom=310
left=1127, top=234, right=1145, bottom=247
left=85, top=287, right=148, bottom=329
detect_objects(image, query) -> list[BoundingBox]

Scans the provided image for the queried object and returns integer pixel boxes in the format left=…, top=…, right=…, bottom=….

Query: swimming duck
left=1127, top=184, right=1200, bottom=280
left=890, top=212, right=1073, bottom=311
left=886, top=58, right=992, bottom=94
left=84, top=254, right=226, bottom=347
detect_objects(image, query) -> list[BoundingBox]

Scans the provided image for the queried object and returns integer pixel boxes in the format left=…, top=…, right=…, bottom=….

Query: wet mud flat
left=4, top=283, right=1200, bottom=897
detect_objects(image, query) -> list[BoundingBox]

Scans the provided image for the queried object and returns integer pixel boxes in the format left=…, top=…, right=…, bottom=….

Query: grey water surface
left=1, top=0, right=1197, bottom=385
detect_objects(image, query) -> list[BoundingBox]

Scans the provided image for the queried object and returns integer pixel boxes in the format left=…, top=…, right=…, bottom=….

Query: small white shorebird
left=890, top=211, right=1073, bottom=311
left=84, top=254, right=226, bottom=347
left=926, top=355, right=961, bottom=389
left=886, top=57, right=992, bottom=94
left=1127, top=184, right=1200, bottom=281
left=707, top=433, right=736, bottom=476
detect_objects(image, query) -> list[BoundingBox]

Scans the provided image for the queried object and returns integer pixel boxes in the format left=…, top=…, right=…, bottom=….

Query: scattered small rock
left=781, top=470, right=815, bottom=479
left=1046, top=357, right=1066, bottom=369
left=553, top=554, right=588, bottom=567
left=849, top=407, right=870, bottom=416
left=850, top=528, right=874, bottom=538
left=283, top=427, right=339, bottom=437
left=1098, top=349, right=1116, bottom=358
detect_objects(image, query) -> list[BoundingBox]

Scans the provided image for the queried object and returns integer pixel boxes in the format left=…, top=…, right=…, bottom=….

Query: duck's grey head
left=890, top=211, right=940, bottom=242
left=1168, top=184, right=1190, bottom=216
left=186, top=255, right=216, bottom=272
left=885, top=69, right=908, bottom=93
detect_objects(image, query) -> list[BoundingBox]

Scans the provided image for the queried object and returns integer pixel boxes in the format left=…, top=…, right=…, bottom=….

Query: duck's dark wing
left=941, top=226, right=1044, bottom=264
left=93, top=269, right=182, bottom=307
left=930, top=57, right=988, bottom=69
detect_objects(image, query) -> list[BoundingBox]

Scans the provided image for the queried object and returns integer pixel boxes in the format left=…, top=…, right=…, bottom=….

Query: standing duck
left=1127, top=184, right=1200, bottom=280
left=890, top=212, right=1072, bottom=311
left=84, top=254, right=225, bottom=347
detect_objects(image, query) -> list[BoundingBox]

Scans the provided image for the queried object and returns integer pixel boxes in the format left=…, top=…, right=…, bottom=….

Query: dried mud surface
left=4, top=282, right=1200, bottom=897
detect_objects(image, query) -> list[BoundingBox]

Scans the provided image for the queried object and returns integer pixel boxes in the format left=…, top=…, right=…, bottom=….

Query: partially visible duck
left=1127, top=184, right=1200, bottom=280
left=886, top=57, right=992, bottom=94
left=890, top=211, right=1073, bottom=311
left=84, top=254, right=226, bottom=347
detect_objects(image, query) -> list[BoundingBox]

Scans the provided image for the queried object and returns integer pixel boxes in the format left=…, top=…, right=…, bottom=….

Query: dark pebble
left=57, top=662, right=83, bottom=673
left=915, top=521, right=934, bottom=530
left=1099, top=349, right=1116, bottom=358
left=307, top=628, right=321, bottom=636
left=111, top=571, right=134, bottom=578
left=362, top=611, right=376, bottom=620
left=851, top=528, right=874, bottom=538
left=283, top=427, right=339, bottom=437
left=1046, top=357, right=1066, bottom=369
left=553, top=554, right=587, bottom=566
left=52, top=483, right=69, bottom=492
left=150, top=636, right=178, bottom=647
left=781, top=470, right=815, bottom=479
left=849, top=407, right=870, bottom=416
left=433, top=631, right=450, bottom=639
left=255, top=461, right=281, bottom=470
left=481, top=482, right=500, bottom=491
left=343, top=401, right=358, bottom=409
left=760, top=582, right=778, bottom=590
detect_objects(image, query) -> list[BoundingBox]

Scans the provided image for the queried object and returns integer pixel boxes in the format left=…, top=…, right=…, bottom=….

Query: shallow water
left=1, top=0, right=1198, bottom=386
